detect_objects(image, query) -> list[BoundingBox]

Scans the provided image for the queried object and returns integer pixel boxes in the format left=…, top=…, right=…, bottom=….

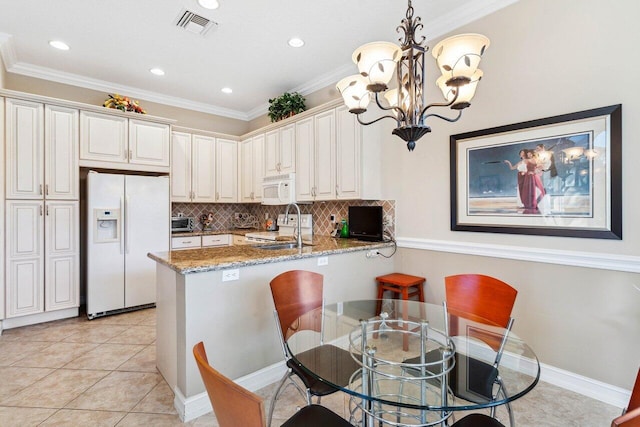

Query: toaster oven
left=171, top=216, right=195, bottom=232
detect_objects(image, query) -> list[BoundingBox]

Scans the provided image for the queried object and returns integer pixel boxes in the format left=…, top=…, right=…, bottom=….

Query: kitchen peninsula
left=148, top=236, right=395, bottom=422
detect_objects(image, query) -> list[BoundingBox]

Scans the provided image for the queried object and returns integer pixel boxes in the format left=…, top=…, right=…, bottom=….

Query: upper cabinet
left=264, top=124, right=295, bottom=176
left=170, top=130, right=238, bottom=203
left=239, top=134, right=264, bottom=203
left=296, top=111, right=336, bottom=202
left=80, top=111, right=170, bottom=172
left=6, top=99, right=79, bottom=201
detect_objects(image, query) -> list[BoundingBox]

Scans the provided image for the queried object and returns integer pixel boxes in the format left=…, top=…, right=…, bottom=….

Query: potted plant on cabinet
left=267, top=92, right=306, bottom=122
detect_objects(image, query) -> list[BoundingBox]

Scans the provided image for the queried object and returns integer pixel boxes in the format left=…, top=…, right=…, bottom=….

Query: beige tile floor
left=0, top=308, right=623, bottom=426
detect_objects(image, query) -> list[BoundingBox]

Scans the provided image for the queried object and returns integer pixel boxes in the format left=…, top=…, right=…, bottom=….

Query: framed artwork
left=450, top=104, right=622, bottom=239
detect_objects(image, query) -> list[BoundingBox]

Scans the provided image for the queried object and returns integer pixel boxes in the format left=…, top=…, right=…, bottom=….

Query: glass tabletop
left=284, top=299, right=540, bottom=413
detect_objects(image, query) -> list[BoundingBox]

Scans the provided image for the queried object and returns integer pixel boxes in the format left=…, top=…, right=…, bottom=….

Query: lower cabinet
left=5, top=200, right=79, bottom=318
left=171, top=234, right=232, bottom=250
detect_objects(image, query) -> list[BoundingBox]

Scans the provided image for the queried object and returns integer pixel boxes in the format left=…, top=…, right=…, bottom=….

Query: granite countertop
left=149, top=235, right=395, bottom=275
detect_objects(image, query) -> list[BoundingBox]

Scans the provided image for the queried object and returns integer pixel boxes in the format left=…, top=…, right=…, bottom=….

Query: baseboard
left=174, top=360, right=287, bottom=422
left=539, top=362, right=629, bottom=408
left=1, top=308, right=79, bottom=330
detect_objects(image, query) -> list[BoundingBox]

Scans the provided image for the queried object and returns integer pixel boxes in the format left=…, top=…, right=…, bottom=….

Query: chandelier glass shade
left=336, top=0, right=490, bottom=151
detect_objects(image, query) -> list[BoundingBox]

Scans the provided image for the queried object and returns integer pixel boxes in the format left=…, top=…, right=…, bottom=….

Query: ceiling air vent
left=175, top=9, right=218, bottom=36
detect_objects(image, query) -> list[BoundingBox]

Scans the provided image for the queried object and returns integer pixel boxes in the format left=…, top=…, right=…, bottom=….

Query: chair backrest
left=445, top=274, right=518, bottom=352
left=445, top=274, right=517, bottom=328
left=270, top=270, right=324, bottom=341
left=193, top=342, right=266, bottom=427
left=629, top=368, right=640, bottom=413
left=612, top=407, right=640, bottom=427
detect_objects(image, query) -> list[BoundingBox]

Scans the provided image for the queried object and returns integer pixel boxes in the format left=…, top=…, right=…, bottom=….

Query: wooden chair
left=193, top=342, right=353, bottom=427
left=268, top=270, right=359, bottom=427
left=404, top=274, right=518, bottom=426
left=612, top=368, right=640, bottom=427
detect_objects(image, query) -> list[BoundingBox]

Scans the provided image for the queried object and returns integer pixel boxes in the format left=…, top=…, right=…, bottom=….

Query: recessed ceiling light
left=288, top=38, right=305, bottom=48
left=149, top=68, right=165, bottom=76
left=49, top=40, right=70, bottom=51
left=198, top=0, right=219, bottom=9
left=221, top=87, right=233, bottom=94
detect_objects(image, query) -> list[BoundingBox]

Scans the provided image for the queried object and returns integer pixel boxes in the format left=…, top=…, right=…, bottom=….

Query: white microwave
left=262, top=173, right=296, bottom=205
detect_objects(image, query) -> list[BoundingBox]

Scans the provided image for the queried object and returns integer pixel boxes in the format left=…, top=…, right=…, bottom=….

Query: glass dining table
left=284, top=299, right=540, bottom=427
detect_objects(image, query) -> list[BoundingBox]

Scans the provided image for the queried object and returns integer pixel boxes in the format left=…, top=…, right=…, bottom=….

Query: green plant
left=267, top=92, right=306, bottom=122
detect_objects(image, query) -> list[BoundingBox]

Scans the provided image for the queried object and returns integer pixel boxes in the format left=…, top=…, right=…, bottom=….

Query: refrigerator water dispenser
left=94, top=209, right=120, bottom=243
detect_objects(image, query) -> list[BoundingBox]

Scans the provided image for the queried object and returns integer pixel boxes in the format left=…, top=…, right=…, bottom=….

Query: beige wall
left=381, top=0, right=640, bottom=391
left=4, top=74, right=249, bottom=135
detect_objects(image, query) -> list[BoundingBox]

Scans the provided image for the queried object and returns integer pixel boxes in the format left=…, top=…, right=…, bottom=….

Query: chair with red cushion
left=612, top=368, right=640, bottom=427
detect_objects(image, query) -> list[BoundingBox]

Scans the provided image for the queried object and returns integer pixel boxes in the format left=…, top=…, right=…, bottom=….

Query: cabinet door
left=336, top=106, right=361, bottom=199
left=314, top=110, right=336, bottom=201
left=216, top=138, right=238, bottom=203
left=171, top=132, right=192, bottom=202
left=295, top=117, right=315, bottom=202
left=279, top=124, right=296, bottom=174
left=45, top=105, right=79, bottom=200
left=239, top=138, right=254, bottom=202
left=6, top=201, right=45, bottom=317
left=191, top=134, right=217, bottom=203
left=45, top=201, right=79, bottom=311
left=264, top=129, right=280, bottom=176
left=6, top=98, right=44, bottom=199
left=129, top=119, right=170, bottom=167
left=80, top=111, right=128, bottom=163
left=252, top=134, right=264, bottom=203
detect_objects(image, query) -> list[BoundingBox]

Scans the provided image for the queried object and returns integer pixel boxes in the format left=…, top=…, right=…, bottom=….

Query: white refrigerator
left=86, top=171, right=169, bottom=319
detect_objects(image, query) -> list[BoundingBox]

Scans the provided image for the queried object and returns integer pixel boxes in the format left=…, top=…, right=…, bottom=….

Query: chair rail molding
left=396, top=237, right=640, bottom=274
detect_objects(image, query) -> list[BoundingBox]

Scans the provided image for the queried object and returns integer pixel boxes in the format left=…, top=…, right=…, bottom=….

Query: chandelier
left=336, top=0, right=489, bottom=151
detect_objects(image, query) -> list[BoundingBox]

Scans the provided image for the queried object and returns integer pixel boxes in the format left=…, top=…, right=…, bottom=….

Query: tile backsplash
left=172, top=200, right=396, bottom=238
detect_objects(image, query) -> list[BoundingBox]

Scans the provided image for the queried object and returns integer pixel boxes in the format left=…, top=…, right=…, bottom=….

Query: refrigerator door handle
left=120, top=196, right=125, bottom=255
left=125, top=195, right=131, bottom=254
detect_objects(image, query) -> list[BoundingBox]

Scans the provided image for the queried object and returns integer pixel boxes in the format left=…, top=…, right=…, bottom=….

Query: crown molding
left=0, top=33, right=18, bottom=69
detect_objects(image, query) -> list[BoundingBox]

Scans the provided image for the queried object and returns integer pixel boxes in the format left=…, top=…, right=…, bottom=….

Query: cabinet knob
left=40, top=205, right=43, bottom=216
left=129, top=149, right=133, bottom=160
left=39, top=184, right=43, bottom=195
left=216, top=192, right=220, bottom=200
left=45, top=184, right=49, bottom=195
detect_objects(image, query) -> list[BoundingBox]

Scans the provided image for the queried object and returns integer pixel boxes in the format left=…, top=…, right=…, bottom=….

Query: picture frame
left=450, top=104, right=622, bottom=239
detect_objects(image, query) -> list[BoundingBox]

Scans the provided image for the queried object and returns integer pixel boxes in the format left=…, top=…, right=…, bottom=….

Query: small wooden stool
left=375, top=273, right=426, bottom=351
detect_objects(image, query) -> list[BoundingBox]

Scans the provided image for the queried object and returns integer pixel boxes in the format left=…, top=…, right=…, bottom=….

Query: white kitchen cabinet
left=313, top=109, right=336, bottom=201
left=192, top=135, right=217, bottom=202
left=171, top=235, right=202, bottom=250
left=129, top=119, right=170, bottom=167
left=239, top=134, right=264, bottom=203
left=80, top=111, right=128, bottom=163
left=171, top=132, right=217, bottom=203
left=295, top=117, right=315, bottom=202
left=45, top=105, right=79, bottom=200
left=202, top=234, right=231, bottom=247
left=335, top=105, right=383, bottom=200
left=231, top=235, right=248, bottom=245
left=215, top=138, right=238, bottom=203
left=5, top=98, right=44, bottom=200
left=80, top=111, right=170, bottom=171
left=6, top=101, right=79, bottom=201
left=5, top=201, right=44, bottom=317
left=295, top=110, right=336, bottom=202
left=5, top=200, right=79, bottom=317
left=264, top=124, right=295, bottom=176
left=45, top=201, right=79, bottom=311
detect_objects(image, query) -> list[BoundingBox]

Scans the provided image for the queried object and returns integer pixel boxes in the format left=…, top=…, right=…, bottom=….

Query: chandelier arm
left=423, top=110, right=463, bottom=123
left=356, top=114, right=398, bottom=126
left=419, top=88, right=460, bottom=118
left=373, top=92, right=407, bottom=121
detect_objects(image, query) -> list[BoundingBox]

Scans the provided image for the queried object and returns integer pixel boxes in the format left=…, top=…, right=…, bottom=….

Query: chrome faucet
left=284, top=203, right=302, bottom=249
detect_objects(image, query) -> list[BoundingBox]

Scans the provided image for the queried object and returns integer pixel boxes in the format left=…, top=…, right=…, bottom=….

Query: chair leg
left=268, top=370, right=310, bottom=427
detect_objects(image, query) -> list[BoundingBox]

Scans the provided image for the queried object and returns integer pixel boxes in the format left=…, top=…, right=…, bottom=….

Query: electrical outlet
left=366, top=250, right=379, bottom=258
left=383, top=214, right=393, bottom=227
left=330, top=214, right=336, bottom=223
left=265, top=212, right=269, bottom=220
left=317, top=256, right=329, bottom=266
left=222, top=269, right=239, bottom=281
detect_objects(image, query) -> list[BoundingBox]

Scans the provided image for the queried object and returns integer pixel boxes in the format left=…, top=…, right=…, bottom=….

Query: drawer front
left=202, top=234, right=231, bottom=247
left=171, top=236, right=201, bottom=249
left=232, top=235, right=248, bottom=245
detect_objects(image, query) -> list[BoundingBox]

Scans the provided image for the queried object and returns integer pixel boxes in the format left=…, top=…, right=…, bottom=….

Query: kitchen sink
left=255, top=242, right=304, bottom=250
